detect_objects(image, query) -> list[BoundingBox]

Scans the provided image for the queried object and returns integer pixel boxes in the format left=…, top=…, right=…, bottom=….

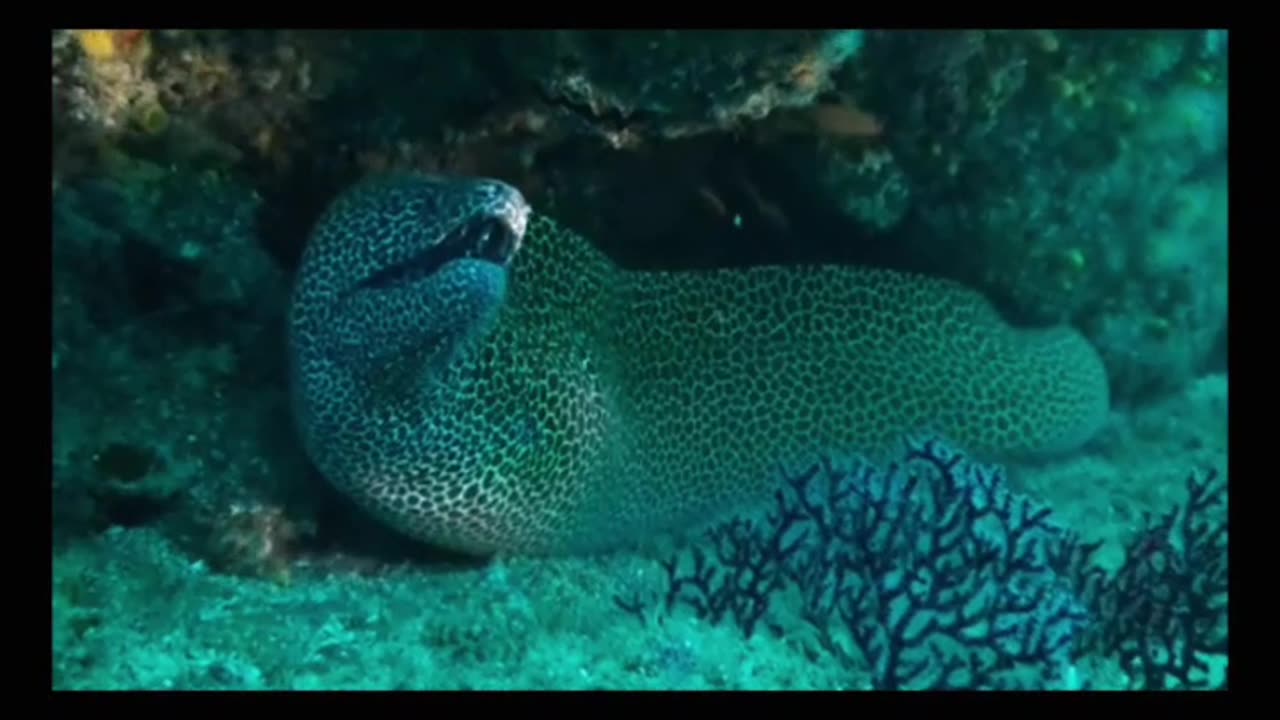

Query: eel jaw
left=420, top=200, right=529, bottom=274
left=462, top=181, right=530, bottom=268
left=357, top=193, right=530, bottom=291
left=450, top=211, right=525, bottom=268
left=425, top=177, right=530, bottom=274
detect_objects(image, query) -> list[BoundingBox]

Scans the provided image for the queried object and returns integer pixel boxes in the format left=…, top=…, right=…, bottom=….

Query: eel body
left=288, top=173, right=1110, bottom=556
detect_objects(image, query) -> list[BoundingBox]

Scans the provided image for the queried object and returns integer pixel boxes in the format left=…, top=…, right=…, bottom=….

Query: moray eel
left=288, top=172, right=1110, bottom=557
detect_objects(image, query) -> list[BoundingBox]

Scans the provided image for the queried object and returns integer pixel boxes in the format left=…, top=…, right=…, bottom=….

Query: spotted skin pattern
left=289, top=172, right=1110, bottom=557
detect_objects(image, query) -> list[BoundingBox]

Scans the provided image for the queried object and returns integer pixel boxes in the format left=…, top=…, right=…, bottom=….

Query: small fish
left=809, top=102, right=884, bottom=138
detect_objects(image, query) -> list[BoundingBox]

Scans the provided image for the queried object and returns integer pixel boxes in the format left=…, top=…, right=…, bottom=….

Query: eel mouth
left=360, top=214, right=524, bottom=290
left=440, top=214, right=522, bottom=267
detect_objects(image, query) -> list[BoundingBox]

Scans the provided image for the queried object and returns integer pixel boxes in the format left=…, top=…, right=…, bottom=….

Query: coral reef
left=851, top=30, right=1228, bottom=404
left=502, top=31, right=866, bottom=141
left=54, top=30, right=1227, bottom=408
left=51, top=29, right=1229, bottom=690
left=51, top=143, right=305, bottom=555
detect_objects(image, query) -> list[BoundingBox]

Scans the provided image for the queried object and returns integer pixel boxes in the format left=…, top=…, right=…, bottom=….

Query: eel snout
left=355, top=178, right=531, bottom=291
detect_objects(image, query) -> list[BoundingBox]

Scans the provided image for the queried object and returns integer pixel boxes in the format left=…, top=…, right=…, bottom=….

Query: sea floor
left=51, top=373, right=1228, bottom=690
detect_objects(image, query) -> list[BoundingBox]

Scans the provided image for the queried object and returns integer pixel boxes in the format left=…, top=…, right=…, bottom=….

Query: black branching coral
left=1062, top=469, right=1228, bottom=689
left=650, top=438, right=1088, bottom=689
left=625, top=437, right=1229, bottom=690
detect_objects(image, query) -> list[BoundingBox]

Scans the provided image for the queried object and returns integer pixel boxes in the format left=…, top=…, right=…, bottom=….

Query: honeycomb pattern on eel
left=288, top=172, right=1110, bottom=557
